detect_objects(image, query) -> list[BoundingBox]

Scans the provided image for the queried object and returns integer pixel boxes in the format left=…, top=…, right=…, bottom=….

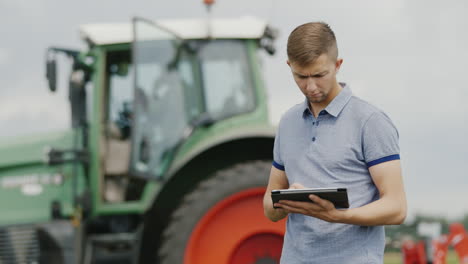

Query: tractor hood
left=0, top=130, right=74, bottom=170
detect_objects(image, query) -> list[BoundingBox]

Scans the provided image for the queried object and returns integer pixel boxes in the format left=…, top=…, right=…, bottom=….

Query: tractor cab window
left=198, top=40, right=255, bottom=120
left=102, top=49, right=134, bottom=197
left=177, top=50, right=204, bottom=121
left=106, top=50, right=133, bottom=140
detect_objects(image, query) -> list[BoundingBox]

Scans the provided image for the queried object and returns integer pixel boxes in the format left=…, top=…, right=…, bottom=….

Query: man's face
left=288, top=53, right=343, bottom=107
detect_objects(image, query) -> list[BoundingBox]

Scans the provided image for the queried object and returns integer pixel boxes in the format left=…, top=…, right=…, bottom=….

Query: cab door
left=129, top=18, right=190, bottom=179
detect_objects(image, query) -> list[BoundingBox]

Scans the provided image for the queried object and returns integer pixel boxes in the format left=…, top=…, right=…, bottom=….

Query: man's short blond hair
left=287, top=22, right=338, bottom=66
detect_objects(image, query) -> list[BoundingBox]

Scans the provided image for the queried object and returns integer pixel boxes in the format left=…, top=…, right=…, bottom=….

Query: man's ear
left=335, top=58, right=343, bottom=72
left=286, top=60, right=291, bottom=67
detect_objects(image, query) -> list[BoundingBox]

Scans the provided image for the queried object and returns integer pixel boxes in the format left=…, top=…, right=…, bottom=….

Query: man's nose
left=306, top=78, right=317, bottom=91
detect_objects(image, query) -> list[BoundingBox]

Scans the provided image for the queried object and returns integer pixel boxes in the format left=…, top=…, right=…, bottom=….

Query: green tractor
left=0, top=16, right=286, bottom=264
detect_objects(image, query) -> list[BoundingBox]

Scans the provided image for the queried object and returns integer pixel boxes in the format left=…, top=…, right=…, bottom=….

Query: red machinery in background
left=432, top=235, right=449, bottom=264
left=449, top=223, right=468, bottom=264
left=403, top=223, right=468, bottom=264
left=402, top=239, right=427, bottom=264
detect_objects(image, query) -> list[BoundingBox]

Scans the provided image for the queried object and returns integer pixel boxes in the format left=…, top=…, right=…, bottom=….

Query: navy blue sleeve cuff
left=366, top=154, right=400, bottom=168
left=272, top=160, right=285, bottom=171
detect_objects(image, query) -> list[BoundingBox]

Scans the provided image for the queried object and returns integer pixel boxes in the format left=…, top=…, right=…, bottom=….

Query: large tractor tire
left=158, top=160, right=286, bottom=264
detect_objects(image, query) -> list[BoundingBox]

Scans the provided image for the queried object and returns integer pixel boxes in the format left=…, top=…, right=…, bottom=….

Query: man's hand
left=274, top=183, right=345, bottom=223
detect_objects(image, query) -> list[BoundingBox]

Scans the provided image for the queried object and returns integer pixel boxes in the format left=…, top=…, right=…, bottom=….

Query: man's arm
left=263, top=166, right=289, bottom=222
left=275, top=160, right=407, bottom=225
left=341, top=159, right=407, bottom=225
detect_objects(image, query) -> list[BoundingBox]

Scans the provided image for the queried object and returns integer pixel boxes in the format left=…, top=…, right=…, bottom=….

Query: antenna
left=203, top=0, right=215, bottom=38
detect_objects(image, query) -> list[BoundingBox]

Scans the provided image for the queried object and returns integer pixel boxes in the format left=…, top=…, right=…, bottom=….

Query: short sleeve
left=273, top=126, right=285, bottom=171
left=362, top=111, right=400, bottom=167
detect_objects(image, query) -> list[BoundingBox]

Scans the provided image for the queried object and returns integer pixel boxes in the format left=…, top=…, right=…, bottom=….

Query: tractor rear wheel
left=158, top=160, right=286, bottom=264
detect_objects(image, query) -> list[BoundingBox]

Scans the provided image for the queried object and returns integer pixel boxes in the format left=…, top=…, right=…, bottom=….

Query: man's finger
left=276, top=203, right=307, bottom=215
left=309, top=194, right=335, bottom=209
left=279, top=200, right=322, bottom=212
left=279, top=200, right=309, bottom=208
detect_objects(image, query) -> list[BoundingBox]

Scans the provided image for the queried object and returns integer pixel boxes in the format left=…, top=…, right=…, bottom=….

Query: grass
left=384, top=251, right=459, bottom=264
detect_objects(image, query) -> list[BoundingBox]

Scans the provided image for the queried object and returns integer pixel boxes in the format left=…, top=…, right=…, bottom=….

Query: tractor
left=0, top=15, right=285, bottom=264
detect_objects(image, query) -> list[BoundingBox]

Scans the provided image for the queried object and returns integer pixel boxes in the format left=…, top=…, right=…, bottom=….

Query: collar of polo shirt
left=302, top=82, right=353, bottom=118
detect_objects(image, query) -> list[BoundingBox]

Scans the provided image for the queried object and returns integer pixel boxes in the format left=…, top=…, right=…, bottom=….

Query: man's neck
left=309, top=82, right=343, bottom=118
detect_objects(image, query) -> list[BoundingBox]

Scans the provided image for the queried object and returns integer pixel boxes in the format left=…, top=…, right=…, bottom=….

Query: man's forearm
left=265, top=207, right=288, bottom=222
left=339, top=195, right=406, bottom=226
left=263, top=166, right=290, bottom=222
left=263, top=194, right=288, bottom=222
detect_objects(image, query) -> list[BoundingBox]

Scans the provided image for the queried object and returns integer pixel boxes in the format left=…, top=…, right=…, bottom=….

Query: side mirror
left=260, top=26, right=278, bottom=56
left=45, top=47, right=82, bottom=93
left=46, top=57, right=57, bottom=92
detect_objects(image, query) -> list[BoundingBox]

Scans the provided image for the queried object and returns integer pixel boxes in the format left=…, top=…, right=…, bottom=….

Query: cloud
left=409, top=190, right=468, bottom=220
left=0, top=94, right=69, bottom=138
left=0, top=48, right=8, bottom=66
left=0, top=75, right=70, bottom=138
left=1, top=0, right=46, bottom=15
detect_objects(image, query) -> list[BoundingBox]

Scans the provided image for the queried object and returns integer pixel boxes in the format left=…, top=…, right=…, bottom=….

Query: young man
left=263, top=22, right=407, bottom=263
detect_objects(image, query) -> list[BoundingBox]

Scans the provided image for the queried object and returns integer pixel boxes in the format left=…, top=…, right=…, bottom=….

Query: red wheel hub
left=184, top=187, right=286, bottom=264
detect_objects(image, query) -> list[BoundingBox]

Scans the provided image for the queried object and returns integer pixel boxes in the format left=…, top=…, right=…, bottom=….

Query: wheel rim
left=184, top=187, right=286, bottom=264
left=229, top=233, right=283, bottom=264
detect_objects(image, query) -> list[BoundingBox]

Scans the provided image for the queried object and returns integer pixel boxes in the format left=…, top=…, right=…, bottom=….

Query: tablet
left=271, top=187, right=349, bottom=209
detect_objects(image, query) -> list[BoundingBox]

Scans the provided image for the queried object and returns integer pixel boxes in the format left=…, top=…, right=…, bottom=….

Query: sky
left=1, top=0, right=467, bottom=221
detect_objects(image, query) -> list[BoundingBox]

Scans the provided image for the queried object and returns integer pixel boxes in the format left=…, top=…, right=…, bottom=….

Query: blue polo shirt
left=273, top=83, right=400, bottom=264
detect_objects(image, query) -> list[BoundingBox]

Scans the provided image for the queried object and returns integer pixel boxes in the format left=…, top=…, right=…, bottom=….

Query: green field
left=384, top=251, right=459, bottom=264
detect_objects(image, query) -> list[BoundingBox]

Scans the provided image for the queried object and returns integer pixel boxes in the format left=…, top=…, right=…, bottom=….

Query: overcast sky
left=1, top=0, right=467, bottom=221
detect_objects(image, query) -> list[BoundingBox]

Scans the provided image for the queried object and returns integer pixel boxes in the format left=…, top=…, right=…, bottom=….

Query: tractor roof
left=80, top=16, right=270, bottom=46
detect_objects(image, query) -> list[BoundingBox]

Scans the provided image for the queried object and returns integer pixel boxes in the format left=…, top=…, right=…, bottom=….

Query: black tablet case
left=271, top=188, right=349, bottom=209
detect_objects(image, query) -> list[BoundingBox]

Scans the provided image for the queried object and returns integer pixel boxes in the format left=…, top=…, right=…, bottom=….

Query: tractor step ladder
left=83, top=231, right=141, bottom=264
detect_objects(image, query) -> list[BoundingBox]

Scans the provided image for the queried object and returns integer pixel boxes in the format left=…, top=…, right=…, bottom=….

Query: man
left=263, top=22, right=407, bottom=263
